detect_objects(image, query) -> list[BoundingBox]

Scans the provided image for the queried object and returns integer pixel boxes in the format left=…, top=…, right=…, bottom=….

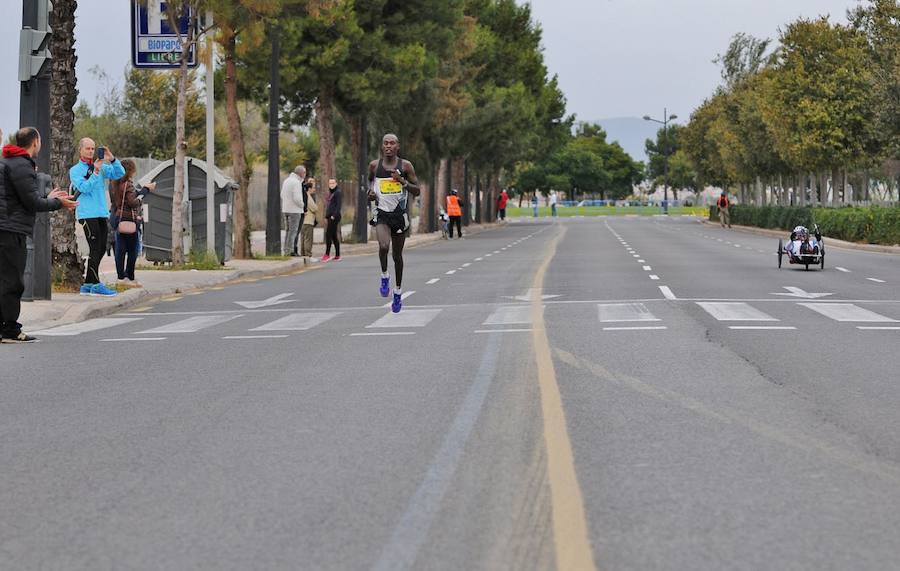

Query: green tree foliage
left=513, top=123, right=641, bottom=200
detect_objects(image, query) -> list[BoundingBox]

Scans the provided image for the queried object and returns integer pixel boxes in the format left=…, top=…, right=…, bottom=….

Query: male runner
left=368, top=134, right=420, bottom=313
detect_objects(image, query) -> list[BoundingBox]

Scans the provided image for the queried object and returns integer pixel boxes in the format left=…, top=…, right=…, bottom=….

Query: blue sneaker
left=391, top=292, right=402, bottom=313
left=90, top=283, right=117, bottom=297
left=379, top=276, right=390, bottom=298
left=79, top=284, right=93, bottom=296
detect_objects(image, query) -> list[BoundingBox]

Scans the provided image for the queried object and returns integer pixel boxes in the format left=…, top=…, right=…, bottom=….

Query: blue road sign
left=131, top=1, right=197, bottom=69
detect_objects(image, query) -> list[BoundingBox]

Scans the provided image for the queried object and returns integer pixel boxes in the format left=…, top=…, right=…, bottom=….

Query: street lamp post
left=643, top=108, right=677, bottom=215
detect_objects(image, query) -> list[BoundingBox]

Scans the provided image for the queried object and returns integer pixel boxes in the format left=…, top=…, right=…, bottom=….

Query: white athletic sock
left=381, top=272, right=389, bottom=279
left=394, top=287, right=402, bottom=295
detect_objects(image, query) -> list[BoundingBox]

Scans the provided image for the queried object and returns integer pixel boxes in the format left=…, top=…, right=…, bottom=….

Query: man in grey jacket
left=281, top=165, right=306, bottom=256
left=0, top=127, right=78, bottom=343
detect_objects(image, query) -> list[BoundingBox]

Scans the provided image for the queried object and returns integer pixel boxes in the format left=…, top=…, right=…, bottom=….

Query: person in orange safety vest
left=446, top=189, right=464, bottom=238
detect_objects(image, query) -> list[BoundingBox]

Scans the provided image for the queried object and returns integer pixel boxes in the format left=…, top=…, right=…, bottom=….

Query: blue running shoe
left=91, top=283, right=118, bottom=297
left=391, top=292, right=402, bottom=313
left=79, top=284, right=93, bottom=296
left=379, top=276, right=390, bottom=297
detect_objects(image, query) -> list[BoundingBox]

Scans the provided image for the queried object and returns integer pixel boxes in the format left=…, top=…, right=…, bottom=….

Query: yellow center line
left=530, top=224, right=598, bottom=571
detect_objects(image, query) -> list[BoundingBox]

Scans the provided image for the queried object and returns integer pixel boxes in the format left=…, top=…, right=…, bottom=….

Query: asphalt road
left=2, top=216, right=899, bottom=570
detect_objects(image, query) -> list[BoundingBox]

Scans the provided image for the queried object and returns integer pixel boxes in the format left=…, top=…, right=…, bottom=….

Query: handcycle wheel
left=777, top=239, right=783, bottom=269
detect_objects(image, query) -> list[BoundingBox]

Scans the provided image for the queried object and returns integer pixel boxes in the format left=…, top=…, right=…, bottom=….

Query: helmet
left=793, top=225, right=808, bottom=239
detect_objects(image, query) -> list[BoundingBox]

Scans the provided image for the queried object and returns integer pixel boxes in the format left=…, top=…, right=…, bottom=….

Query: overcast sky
left=0, top=0, right=857, bottom=146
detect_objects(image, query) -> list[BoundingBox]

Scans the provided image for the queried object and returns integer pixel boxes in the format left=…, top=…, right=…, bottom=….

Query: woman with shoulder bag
left=110, top=159, right=146, bottom=286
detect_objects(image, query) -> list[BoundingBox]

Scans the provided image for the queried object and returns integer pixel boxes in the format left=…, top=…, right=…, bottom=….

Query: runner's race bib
left=380, top=179, right=402, bottom=195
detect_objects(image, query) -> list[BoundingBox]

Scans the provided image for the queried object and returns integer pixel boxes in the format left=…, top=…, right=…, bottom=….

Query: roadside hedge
left=709, top=205, right=900, bottom=245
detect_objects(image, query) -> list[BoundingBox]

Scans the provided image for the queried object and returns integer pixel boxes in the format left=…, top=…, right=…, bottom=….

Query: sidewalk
left=21, top=222, right=499, bottom=333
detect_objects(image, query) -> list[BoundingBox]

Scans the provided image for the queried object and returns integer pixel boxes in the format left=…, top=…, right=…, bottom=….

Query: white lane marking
left=483, top=305, right=538, bottom=325
left=33, top=318, right=143, bottom=336
left=632, top=254, right=640, bottom=258
left=446, top=270, right=456, bottom=275
left=382, top=291, right=416, bottom=308
left=224, top=335, right=289, bottom=339
left=836, top=267, right=851, bottom=273
left=372, top=334, right=501, bottom=571
left=603, top=326, right=667, bottom=331
left=728, top=326, right=797, bottom=330
left=697, top=302, right=778, bottom=321
left=857, top=326, right=900, bottom=331
left=734, top=244, right=741, bottom=248
left=642, top=266, right=652, bottom=271
left=799, top=303, right=897, bottom=322
left=426, top=278, right=440, bottom=285
left=659, top=286, right=677, bottom=300
left=638, top=259, right=646, bottom=263
left=485, top=254, right=492, bottom=257
left=137, top=314, right=242, bottom=334
left=717, top=239, right=723, bottom=242
left=367, top=308, right=442, bottom=328
left=649, top=275, right=660, bottom=280
left=462, top=263, right=471, bottom=267
left=474, top=328, right=532, bottom=333
left=598, top=303, right=660, bottom=323
left=475, top=257, right=483, bottom=261
left=251, top=312, right=339, bottom=331
left=866, top=278, right=887, bottom=283
left=493, top=250, right=500, bottom=254
left=351, top=332, right=416, bottom=336
left=102, top=337, right=166, bottom=342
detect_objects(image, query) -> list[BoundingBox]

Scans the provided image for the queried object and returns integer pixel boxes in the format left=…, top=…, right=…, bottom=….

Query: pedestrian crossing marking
left=799, top=303, right=897, bottom=323
left=483, top=305, right=538, bottom=325
left=250, top=312, right=339, bottom=331
left=697, top=302, right=778, bottom=321
left=137, top=314, right=243, bottom=334
left=33, top=318, right=144, bottom=336
left=597, top=303, right=660, bottom=323
left=366, top=308, right=442, bottom=329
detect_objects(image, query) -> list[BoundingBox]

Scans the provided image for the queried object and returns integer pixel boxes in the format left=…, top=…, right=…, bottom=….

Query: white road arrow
left=771, top=286, right=834, bottom=299
left=235, top=293, right=296, bottom=309
left=503, top=288, right=562, bottom=302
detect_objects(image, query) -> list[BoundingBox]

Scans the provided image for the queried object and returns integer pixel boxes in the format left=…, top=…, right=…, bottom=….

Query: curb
left=29, top=223, right=500, bottom=331
left=699, top=220, right=900, bottom=255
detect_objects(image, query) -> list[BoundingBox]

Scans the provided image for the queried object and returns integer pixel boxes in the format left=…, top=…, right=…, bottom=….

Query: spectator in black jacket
left=322, top=178, right=342, bottom=261
left=0, top=127, right=78, bottom=343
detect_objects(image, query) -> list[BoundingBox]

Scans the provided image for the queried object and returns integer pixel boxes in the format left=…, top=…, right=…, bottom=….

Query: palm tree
left=49, top=0, right=83, bottom=288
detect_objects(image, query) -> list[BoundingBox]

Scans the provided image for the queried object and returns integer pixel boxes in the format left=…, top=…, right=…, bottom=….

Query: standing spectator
left=281, top=165, right=306, bottom=256
left=323, top=178, right=342, bottom=262
left=717, top=190, right=731, bottom=228
left=69, top=138, right=124, bottom=297
left=110, top=160, right=150, bottom=286
left=1, top=127, right=78, bottom=343
left=549, top=190, right=558, bottom=217
left=446, top=188, right=463, bottom=238
left=497, top=189, right=509, bottom=222
left=300, top=178, right=318, bottom=261
left=532, top=193, right=539, bottom=217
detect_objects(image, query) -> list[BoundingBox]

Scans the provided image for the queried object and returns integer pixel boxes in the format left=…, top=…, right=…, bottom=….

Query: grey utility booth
left=139, top=158, right=237, bottom=264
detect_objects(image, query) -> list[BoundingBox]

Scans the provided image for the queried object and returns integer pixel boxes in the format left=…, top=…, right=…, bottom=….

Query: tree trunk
left=830, top=167, right=840, bottom=207
left=315, top=86, right=337, bottom=181
left=49, top=0, right=82, bottom=288
left=418, top=180, right=431, bottom=233
left=436, top=158, right=449, bottom=218
left=223, top=29, right=252, bottom=258
left=171, top=16, right=195, bottom=266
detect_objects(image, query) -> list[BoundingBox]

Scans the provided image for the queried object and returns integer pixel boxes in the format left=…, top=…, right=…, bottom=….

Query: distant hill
left=588, top=117, right=662, bottom=165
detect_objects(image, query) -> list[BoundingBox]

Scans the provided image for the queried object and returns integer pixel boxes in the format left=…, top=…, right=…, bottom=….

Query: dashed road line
left=426, top=278, right=440, bottom=285
left=836, top=267, right=851, bottom=273
left=867, top=278, right=886, bottom=283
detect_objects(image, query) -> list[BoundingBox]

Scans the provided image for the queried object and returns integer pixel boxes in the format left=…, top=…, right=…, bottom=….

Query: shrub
left=709, top=205, right=900, bottom=245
